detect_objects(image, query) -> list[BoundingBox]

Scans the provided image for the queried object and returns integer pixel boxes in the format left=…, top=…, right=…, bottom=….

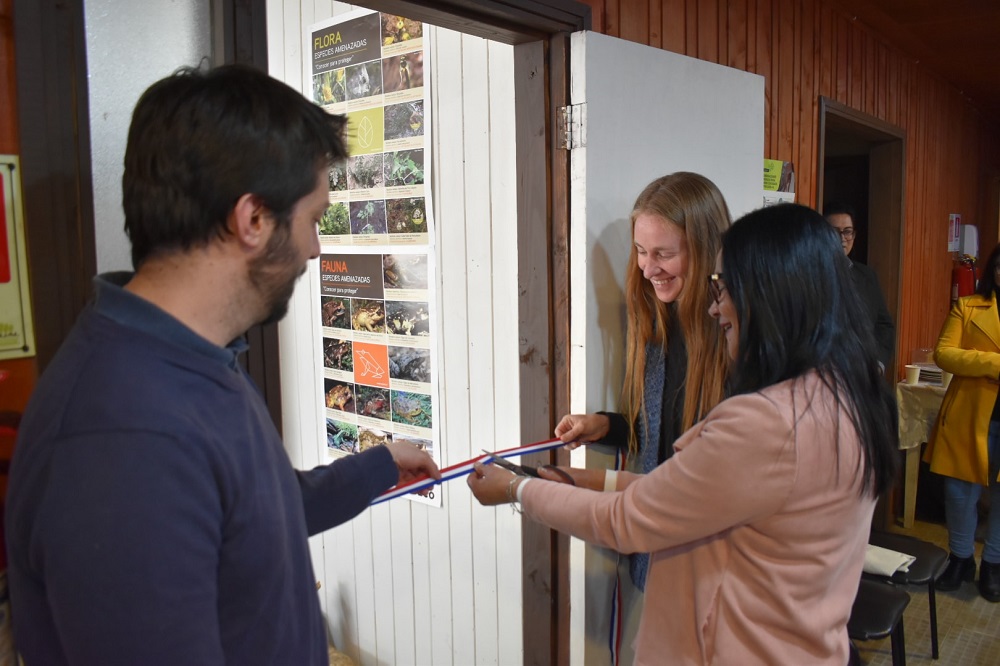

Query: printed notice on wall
left=310, top=10, right=429, bottom=246
left=309, top=9, right=439, bottom=505
left=0, top=156, right=35, bottom=360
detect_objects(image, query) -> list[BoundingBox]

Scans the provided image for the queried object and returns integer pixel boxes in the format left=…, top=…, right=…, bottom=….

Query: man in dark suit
left=824, top=202, right=896, bottom=371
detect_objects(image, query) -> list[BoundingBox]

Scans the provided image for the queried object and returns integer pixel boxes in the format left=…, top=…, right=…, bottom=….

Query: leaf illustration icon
left=359, top=116, right=374, bottom=148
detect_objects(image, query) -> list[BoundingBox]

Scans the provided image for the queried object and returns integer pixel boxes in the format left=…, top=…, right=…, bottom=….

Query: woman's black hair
left=721, top=203, right=897, bottom=497
left=975, top=243, right=1000, bottom=298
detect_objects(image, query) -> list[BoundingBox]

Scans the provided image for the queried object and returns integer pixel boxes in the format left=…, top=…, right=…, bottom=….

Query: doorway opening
left=817, top=97, right=905, bottom=382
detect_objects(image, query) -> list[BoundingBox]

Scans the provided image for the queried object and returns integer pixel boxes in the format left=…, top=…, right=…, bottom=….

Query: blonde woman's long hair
left=621, top=172, right=731, bottom=457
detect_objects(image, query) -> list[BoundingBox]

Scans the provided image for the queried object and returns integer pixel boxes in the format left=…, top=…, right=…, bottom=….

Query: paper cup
left=941, top=371, right=953, bottom=389
left=904, top=364, right=921, bottom=385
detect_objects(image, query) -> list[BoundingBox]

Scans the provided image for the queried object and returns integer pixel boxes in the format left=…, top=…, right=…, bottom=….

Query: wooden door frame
left=359, top=6, right=588, bottom=663
left=12, top=0, right=98, bottom=371
left=817, top=96, right=906, bottom=380
left=817, top=97, right=906, bottom=528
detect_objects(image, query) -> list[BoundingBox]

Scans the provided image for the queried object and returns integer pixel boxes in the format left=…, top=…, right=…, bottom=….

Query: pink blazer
left=522, top=371, right=874, bottom=665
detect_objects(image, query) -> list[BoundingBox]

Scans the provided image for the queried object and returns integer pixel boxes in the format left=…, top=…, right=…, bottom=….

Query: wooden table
left=895, top=381, right=946, bottom=528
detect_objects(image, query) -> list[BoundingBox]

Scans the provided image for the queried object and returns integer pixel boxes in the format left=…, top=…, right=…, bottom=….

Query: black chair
left=867, top=530, right=949, bottom=659
left=848, top=578, right=911, bottom=666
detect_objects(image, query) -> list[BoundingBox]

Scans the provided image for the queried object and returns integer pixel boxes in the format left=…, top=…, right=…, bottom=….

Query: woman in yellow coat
left=926, top=242, right=1000, bottom=601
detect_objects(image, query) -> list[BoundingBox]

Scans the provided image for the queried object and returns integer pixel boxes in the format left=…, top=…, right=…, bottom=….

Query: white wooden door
left=566, top=30, right=764, bottom=665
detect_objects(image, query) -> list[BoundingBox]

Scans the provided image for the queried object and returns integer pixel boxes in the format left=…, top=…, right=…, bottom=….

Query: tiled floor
left=855, top=520, right=1000, bottom=665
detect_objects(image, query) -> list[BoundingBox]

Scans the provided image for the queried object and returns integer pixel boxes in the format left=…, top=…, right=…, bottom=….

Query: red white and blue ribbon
left=371, top=437, right=565, bottom=505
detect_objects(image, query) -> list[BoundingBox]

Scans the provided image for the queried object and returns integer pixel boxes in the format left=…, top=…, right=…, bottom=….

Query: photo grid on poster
left=310, top=10, right=439, bottom=505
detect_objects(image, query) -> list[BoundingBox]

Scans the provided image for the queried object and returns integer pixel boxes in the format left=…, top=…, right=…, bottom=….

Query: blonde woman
left=553, top=171, right=731, bottom=589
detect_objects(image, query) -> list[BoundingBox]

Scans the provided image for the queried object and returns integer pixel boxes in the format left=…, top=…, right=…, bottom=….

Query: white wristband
left=603, top=470, right=618, bottom=492
left=516, top=477, right=531, bottom=503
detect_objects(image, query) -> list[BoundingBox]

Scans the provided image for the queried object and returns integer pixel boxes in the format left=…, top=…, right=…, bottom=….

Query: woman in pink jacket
left=469, top=204, right=898, bottom=664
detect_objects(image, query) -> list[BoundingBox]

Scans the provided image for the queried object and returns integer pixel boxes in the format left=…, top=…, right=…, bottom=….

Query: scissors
left=481, top=451, right=576, bottom=485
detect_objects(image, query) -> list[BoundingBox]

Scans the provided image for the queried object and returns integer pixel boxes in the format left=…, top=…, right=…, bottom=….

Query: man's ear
left=228, top=193, right=271, bottom=249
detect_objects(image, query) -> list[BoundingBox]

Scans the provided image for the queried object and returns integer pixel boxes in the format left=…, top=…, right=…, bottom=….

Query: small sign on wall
left=947, top=213, right=962, bottom=252
left=763, top=158, right=795, bottom=206
left=0, top=156, right=35, bottom=360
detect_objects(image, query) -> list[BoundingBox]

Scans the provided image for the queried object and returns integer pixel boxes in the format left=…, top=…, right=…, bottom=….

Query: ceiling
left=832, top=0, right=1000, bottom=123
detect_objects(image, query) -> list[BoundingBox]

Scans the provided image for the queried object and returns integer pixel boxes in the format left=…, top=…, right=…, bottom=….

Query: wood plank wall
left=583, top=0, right=1000, bottom=371
left=269, top=3, right=525, bottom=663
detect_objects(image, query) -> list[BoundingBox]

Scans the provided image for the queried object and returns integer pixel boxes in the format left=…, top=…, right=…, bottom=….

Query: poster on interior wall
left=308, top=9, right=438, bottom=505
left=0, top=156, right=36, bottom=360
left=310, top=9, right=430, bottom=247
left=318, top=249, right=440, bottom=506
left=762, top=158, right=795, bottom=206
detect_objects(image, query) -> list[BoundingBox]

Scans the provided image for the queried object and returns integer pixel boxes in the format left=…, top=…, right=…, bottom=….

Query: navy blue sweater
left=5, top=274, right=398, bottom=664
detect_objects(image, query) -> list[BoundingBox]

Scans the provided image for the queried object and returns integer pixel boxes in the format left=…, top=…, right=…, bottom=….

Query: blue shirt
left=5, top=273, right=397, bottom=664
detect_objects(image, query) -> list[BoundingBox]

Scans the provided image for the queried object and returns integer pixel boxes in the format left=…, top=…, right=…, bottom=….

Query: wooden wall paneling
left=662, top=0, right=685, bottom=53
left=433, top=26, right=478, bottom=666
left=862, top=30, right=874, bottom=115
left=619, top=0, right=649, bottom=44
left=728, top=0, right=748, bottom=71
left=874, top=42, right=886, bottom=120
left=409, top=481, right=433, bottom=662
left=748, top=0, right=759, bottom=74
left=756, top=0, right=773, bottom=153
left=834, top=14, right=848, bottom=102
left=857, top=26, right=867, bottom=112
left=649, top=0, right=662, bottom=48
left=799, top=0, right=816, bottom=206
left=716, top=0, right=728, bottom=65
left=817, top=3, right=832, bottom=101
left=684, top=0, right=698, bottom=56
left=370, top=505, right=397, bottom=661
left=697, top=0, right=717, bottom=63
left=775, top=0, right=794, bottom=160
left=790, top=0, right=803, bottom=180
left=885, top=44, right=898, bottom=127
left=462, top=31, right=502, bottom=666
left=485, top=37, right=525, bottom=666
left=605, top=0, right=620, bottom=36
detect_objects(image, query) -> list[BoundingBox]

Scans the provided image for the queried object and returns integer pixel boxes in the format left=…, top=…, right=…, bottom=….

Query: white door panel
left=567, top=30, right=764, bottom=665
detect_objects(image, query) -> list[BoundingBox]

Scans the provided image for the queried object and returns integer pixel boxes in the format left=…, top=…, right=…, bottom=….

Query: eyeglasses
left=835, top=227, right=856, bottom=240
left=708, top=273, right=726, bottom=303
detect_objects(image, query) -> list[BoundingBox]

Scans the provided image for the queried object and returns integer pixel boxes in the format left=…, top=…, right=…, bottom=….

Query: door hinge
left=557, top=103, right=586, bottom=150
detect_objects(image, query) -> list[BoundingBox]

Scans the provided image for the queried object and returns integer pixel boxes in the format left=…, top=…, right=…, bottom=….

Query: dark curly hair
left=123, top=64, right=347, bottom=268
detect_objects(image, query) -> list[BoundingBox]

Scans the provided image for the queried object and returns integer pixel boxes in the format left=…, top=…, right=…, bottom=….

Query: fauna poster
left=310, top=9, right=430, bottom=247
left=317, top=248, right=440, bottom=506
left=309, top=9, right=439, bottom=505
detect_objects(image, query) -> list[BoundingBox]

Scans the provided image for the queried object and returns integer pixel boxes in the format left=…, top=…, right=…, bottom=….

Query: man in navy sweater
left=4, top=64, right=439, bottom=664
